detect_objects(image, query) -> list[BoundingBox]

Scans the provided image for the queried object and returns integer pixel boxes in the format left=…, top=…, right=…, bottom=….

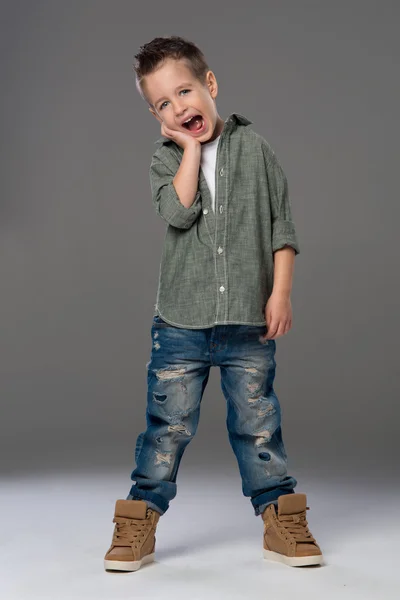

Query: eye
left=159, top=89, right=191, bottom=110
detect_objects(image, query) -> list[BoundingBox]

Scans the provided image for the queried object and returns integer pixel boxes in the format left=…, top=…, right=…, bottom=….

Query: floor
left=1, top=467, right=398, bottom=599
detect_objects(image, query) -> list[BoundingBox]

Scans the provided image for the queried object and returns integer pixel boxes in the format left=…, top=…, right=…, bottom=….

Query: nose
left=174, top=102, right=187, bottom=119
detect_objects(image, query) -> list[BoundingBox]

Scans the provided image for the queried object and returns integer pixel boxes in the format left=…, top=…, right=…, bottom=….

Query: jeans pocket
left=153, top=315, right=174, bottom=327
left=243, top=325, right=267, bottom=341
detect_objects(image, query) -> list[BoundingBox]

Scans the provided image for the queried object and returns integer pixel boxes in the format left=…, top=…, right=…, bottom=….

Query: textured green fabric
left=150, top=112, right=300, bottom=329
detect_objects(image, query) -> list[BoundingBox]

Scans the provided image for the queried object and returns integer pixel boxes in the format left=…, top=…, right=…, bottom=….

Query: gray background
left=1, top=0, right=399, bottom=484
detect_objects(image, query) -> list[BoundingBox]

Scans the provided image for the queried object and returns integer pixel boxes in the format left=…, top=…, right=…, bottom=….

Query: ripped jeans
left=127, top=314, right=297, bottom=516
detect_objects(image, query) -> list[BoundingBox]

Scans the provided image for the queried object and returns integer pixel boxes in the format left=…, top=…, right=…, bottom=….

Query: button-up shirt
left=149, top=112, right=300, bottom=329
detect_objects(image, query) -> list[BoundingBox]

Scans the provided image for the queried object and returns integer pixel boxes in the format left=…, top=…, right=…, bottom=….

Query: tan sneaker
left=262, top=493, right=324, bottom=567
left=104, top=499, right=160, bottom=572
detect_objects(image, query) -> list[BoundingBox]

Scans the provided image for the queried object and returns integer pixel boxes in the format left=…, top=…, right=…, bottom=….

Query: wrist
left=271, top=287, right=291, bottom=298
left=183, top=139, right=201, bottom=152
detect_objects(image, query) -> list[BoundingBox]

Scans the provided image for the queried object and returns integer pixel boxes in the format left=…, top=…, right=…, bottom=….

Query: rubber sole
left=263, top=548, right=324, bottom=567
left=104, top=552, right=155, bottom=572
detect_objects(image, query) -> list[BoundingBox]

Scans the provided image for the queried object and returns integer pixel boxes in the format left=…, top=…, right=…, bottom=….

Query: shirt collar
left=154, top=112, right=252, bottom=145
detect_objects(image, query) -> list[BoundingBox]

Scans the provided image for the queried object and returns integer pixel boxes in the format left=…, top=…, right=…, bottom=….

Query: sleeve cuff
left=166, top=185, right=202, bottom=229
left=272, top=219, right=300, bottom=255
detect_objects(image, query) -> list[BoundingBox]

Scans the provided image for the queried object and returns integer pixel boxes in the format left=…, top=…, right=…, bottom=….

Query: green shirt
left=150, top=112, right=300, bottom=329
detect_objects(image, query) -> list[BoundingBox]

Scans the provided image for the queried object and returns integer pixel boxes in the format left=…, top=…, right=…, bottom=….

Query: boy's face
left=144, top=58, right=223, bottom=143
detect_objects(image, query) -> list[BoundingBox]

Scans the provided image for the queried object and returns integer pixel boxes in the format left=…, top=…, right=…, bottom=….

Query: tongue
left=188, top=116, right=203, bottom=131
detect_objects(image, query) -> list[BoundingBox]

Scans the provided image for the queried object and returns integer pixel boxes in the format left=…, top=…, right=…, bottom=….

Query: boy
left=104, top=35, right=323, bottom=571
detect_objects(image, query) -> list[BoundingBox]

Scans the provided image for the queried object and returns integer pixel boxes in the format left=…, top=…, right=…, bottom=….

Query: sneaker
left=104, top=499, right=160, bottom=572
left=262, top=493, right=324, bottom=567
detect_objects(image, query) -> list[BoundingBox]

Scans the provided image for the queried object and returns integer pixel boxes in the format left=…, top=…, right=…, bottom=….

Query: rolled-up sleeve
left=149, top=156, right=203, bottom=229
left=262, top=142, right=300, bottom=255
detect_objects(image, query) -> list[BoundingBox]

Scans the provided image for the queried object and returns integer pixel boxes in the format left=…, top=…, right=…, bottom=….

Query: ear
left=205, top=70, right=218, bottom=100
left=149, top=107, right=162, bottom=124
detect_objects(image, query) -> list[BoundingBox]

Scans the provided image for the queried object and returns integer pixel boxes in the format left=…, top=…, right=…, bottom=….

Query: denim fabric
left=128, top=315, right=297, bottom=516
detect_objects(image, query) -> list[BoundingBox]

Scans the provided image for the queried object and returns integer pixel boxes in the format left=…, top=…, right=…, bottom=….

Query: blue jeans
left=128, top=314, right=297, bottom=516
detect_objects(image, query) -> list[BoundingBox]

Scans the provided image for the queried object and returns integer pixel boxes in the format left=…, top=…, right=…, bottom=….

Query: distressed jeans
left=127, top=314, right=297, bottom=516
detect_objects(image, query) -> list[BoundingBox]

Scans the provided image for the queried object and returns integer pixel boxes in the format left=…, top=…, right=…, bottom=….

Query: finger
left=265, top=321, right=278, bottom=339
left=276, top=322, right=286, bottom=338
left=272, top=320, right=284, bottom=338
left=162, top=123, right=173, bottom=137
left=282, top=319, right=291, bottom=336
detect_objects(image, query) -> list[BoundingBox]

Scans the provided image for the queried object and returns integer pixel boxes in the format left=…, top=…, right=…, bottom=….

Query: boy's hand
left=261, top=292, right=292, bottom=340
left=161, top=122, right=200, bottom=151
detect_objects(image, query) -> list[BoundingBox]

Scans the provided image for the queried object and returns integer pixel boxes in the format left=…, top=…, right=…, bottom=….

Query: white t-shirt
left=200, top=134, right=221, bottom=213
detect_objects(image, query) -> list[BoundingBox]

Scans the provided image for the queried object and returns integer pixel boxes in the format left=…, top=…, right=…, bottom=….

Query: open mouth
left=182, top=115, right=205, bottom=132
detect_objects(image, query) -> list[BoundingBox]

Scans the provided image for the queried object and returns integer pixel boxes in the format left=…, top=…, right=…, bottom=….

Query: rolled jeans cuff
left=126, top=489, right=168, bottom=515
left=252, top=488, right=295, bottom=516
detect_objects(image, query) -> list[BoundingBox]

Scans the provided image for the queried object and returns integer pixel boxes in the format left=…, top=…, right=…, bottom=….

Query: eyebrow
left=154, top=82, right=193, bottom=107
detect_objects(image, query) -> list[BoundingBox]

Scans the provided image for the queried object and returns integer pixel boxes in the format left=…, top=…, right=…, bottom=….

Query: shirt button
left=217, top=246, right=223, bottom=254
left=203, top=208, right=208, bottom=214
left=219, top=286, right=225, bottom=292
left=219, top=167, right=224, bottom=176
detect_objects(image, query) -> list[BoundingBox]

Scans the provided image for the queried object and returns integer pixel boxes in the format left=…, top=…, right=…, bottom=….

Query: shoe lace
left=278, top=507, right=316, bottom=544
left=112, top=514, right=151, bottom=548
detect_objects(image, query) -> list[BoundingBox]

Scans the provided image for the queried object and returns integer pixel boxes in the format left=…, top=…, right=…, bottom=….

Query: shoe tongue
left=277, top=493, right=307, bottom=516
left=115, top=500, right=148, bottom=519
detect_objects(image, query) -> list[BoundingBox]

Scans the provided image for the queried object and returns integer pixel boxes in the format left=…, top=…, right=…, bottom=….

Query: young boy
left=104, top=35, right=323, bottom=571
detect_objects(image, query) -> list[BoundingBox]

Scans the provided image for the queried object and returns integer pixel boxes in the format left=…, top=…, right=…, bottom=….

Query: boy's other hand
left=261, top=292, right=292, bottom=340
left=161, top=122, right=201, bottom=151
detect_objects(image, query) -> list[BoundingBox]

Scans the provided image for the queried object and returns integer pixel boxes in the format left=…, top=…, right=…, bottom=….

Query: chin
left=200, top=132, right=212, bottom=142
left=201, top=125, right=217, bottom=143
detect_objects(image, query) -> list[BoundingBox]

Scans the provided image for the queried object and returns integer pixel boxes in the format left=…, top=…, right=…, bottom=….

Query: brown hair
left=133, top=35, right=210, bottom=107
